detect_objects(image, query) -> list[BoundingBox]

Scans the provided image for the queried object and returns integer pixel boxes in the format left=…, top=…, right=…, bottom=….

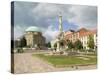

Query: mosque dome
left=25, top=26, right=41, bottom=32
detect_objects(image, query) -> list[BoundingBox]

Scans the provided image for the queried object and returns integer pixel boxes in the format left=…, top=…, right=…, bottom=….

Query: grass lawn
left=33, top=54, right=97, bottom=67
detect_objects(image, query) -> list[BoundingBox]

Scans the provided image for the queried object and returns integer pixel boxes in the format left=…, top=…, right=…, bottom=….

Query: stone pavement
left=14, top=53, right=56, bottom=74
left=14, top=53, right=97, bottom=74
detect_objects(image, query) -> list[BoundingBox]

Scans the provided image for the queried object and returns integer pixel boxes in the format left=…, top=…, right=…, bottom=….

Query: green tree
left=87, top=35, right=94, bottom=49
left=15, top=37, right=26, bottom=48
left=74, top=39, right=83, bottom=50
left=14, top=39, right=21, bottom=48
left=14, top=40, right=18, bottom=48
left=66, top=40, right=74, bottom=50
left=46, top=42, right=51, bottom=48
left=21, top=37, right=26, bottom=47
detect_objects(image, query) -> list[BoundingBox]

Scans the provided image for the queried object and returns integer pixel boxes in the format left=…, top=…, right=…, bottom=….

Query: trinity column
left=56, top=14, right=63, bottom=52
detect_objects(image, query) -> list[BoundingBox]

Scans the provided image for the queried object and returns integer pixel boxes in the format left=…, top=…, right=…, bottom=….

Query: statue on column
left=51, top=13, right=65, bottom=54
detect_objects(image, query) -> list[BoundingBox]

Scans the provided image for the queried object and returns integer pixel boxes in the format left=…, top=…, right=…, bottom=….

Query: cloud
left=13, top=1, right=97, bottom=41
left=32, top=3, right=72, bottom=19
left=68, top=5, right=97, bottom=29
left=14, top=2, right=39, bottom=26
left=43, top=25, right=58, bottom=42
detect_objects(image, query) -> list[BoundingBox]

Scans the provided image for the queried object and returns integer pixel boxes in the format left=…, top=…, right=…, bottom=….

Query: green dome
left=25, top=26, right=41, bottom=32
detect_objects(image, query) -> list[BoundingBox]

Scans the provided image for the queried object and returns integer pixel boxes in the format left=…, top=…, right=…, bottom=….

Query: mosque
left=25, top=26, right=46, bottom=49
left=15, top=26, right=46, bottom=49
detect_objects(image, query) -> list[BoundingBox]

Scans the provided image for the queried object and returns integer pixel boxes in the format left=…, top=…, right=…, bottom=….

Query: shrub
left=17, top=48, right=23, bottom=53
left=60, top=51, right=64, bottom=55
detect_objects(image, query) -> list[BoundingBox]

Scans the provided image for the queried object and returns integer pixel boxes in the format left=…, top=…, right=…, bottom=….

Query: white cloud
left=32, top=3, right=97, bottom=29
left=43, top=25, right=58, bottom=42
left=33, top=3, right=58, bottom=17
left=32, top=3, right=72, bottom=20
left=68, top=5, right=97, bottom=29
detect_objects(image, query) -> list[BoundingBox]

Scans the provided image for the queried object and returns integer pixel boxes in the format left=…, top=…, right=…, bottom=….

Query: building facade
left=64, top=28, right=97, bottom=50
left=25, top=26, right=46, bottom=49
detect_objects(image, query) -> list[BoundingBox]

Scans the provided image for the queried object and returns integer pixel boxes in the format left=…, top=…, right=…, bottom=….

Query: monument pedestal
left=56, top=41, right=60, bottom=52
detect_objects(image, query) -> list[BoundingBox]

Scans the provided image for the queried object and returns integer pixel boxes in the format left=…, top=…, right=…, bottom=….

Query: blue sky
left=12, top=1, right=97, bottom=42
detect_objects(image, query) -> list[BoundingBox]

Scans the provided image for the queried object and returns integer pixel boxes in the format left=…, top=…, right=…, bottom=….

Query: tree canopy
left=66, top=40, right=74, bottom=49
left=87, top=35, right=94, bottom=49
left=74, top=39, right=83, bottom=50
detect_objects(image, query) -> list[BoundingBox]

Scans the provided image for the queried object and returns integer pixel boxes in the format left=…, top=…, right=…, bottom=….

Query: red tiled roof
left=64, top=28, right=97, bottom=39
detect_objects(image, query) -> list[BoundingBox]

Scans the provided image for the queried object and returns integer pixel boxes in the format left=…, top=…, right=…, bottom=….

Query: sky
left=12, top=1, right=97, bottom=42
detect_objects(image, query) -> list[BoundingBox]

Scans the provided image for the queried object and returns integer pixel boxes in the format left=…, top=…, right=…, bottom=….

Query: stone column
left=59, top=15, right=62, bottom=32
left=56, top=41, right=60, bottom=52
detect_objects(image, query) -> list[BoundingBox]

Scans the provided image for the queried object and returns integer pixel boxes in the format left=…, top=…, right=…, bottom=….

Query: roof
left=64, top=28, right=97, bottom=39
left=25, top=26, right=41, bottom=32
left=64, top=30, right=75, bottom=36
left=77, top=28, right=88, bottom=32
left=78, top=28, right=97, bottom=37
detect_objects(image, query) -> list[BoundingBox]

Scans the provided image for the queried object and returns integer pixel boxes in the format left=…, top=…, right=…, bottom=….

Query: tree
left=74, top=39, right=83, bottom=50
left=14, top=40, right=19, bottom=48
left=66, top=40, right=74, bottom=50
left=46, top=42, right=51, bottom=48
left=14, top=37, right=26, bottom=48
left=87, top=35, right=94, bottom=49
left=21, top=37, right=26, bottom=47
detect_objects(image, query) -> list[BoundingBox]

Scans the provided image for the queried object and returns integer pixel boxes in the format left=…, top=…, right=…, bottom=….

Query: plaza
left=11, top=2, right=97, bottom=74
left=13, top=51, right=97, bottom=74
